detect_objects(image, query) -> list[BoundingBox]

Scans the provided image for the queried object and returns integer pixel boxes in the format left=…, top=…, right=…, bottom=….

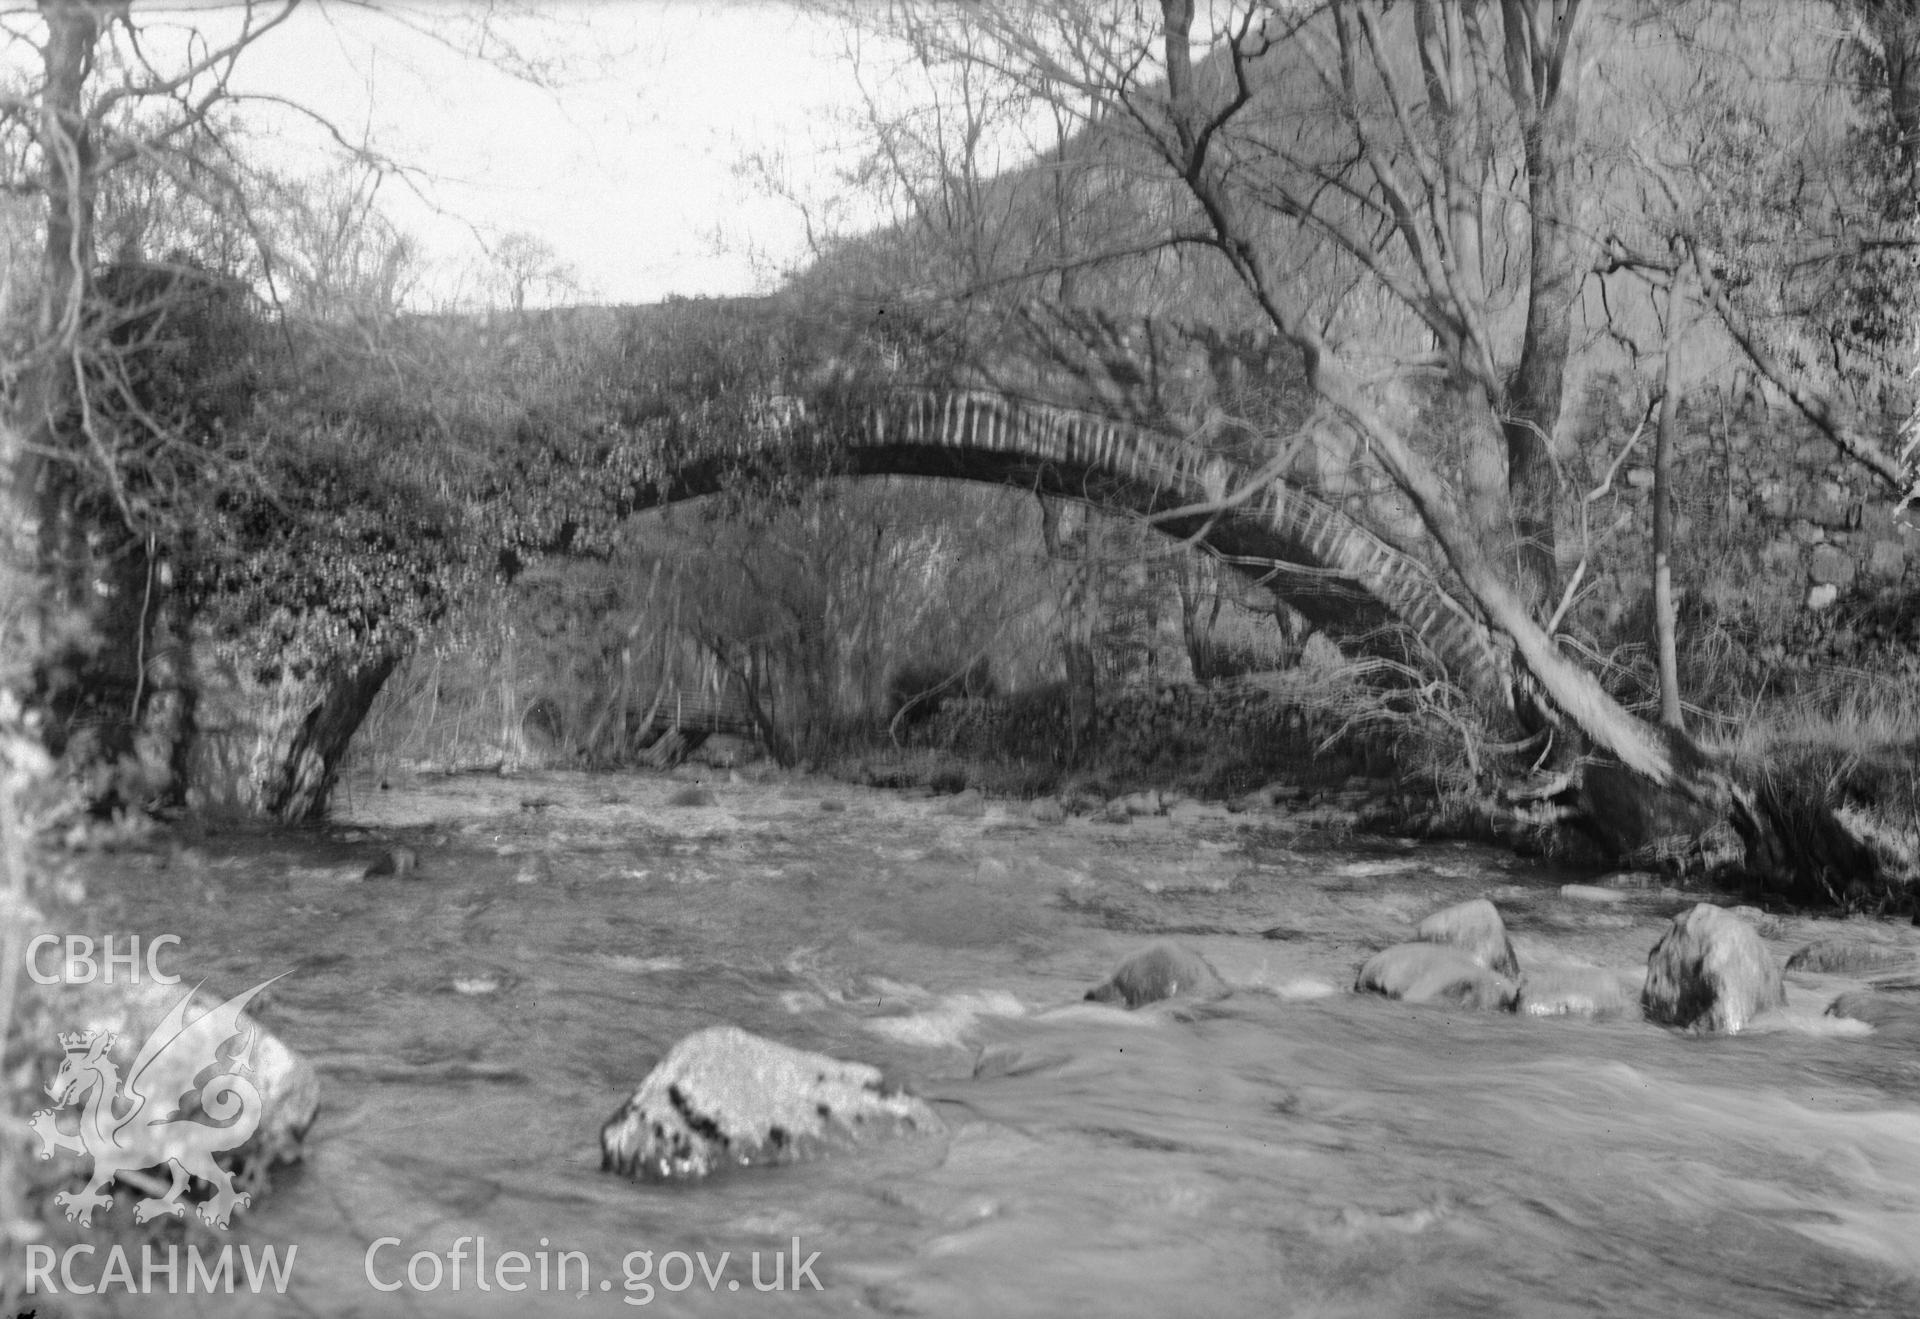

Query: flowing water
left=47, top=768, right=1920, bottom=1317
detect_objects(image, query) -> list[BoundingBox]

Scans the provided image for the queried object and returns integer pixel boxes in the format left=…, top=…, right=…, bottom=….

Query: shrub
left=886, top=655, right=996, bottom=728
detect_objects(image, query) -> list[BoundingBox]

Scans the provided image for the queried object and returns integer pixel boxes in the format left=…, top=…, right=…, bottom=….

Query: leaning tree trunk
left=1157, top=0, right=1744, bottom=823
left=183, top=620, right=398, bottom=822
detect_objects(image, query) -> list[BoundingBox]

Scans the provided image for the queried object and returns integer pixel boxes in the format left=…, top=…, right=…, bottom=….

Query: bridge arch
left=619, top=387, right=1514, bottom=717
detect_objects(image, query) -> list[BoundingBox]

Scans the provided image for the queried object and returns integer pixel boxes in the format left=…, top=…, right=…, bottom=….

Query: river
left=42, top=766, right=1920, bottom=1317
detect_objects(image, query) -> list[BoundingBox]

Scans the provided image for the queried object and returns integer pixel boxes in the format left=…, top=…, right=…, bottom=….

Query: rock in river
left=1356, top=943, right=1518, bottom=1011
left=600, top=1026, right=942, bottom=1180
left=1784, top=939, right=1917, bottom=977
left=1084, top=943, right=1227, bottom=1009
left=1515, top=965, right=1635, bottom=1018
left=1642, top=904, right=1785, bottom=1033
left=1825, top=988, right=1920, bottom=1039
left=1414, top=898, right=1520, bottom=978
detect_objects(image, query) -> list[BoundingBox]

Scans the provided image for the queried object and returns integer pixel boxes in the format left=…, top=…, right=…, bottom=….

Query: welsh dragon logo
left=29, top=976, right=284, bottom=1230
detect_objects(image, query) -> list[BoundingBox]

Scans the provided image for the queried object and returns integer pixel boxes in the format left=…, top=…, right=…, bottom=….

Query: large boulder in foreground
left=18, top=973, right=319, bottom=1229
left=1414, top=898, right=1520, bottom=978
left=1084, top=943, right=1227, bottom=1009
left=1642, top=904, right=1785, bottom=1033
left=1356, top=943, right=1517, bottom=1011
left=600, top=1026, right=942, bottom=1180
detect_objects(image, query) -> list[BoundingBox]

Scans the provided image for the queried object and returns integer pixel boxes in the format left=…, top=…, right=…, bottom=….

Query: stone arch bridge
left=639, top=385, right=1508, bottom=698
left=189, top=300, right=1513, bottom=821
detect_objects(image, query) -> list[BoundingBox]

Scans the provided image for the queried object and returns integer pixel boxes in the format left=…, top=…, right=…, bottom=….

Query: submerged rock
left=1084, top=943, right=1227, bottom=1009
left=1784, top=939, right=1917, bottom=976
left=1515, top=966, right=1634, bottom=1018
left=21, top=974, right=319, bottom=1228
left=599, top=1026, right=941, bottom=1180
left=1642, top=904, right=1785, bottom=1033
left=1356, top=943, right=1517, bottom=1011
left=1413, top=898, right=1520, bottom=978
left=1825, top=988, right=1920, bottom=1037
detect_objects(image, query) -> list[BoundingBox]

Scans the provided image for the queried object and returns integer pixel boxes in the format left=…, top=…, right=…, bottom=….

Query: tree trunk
left=22, top=0, right=97, bottom=509
left=1498, top=0, right=1588, bottom=615
left=1176, top=554, right=1226, bottom=681
left=1040, top=495, right=1101, bottom=762
left=1062, top=527, right=1101, bottom=764
left=183, top=622, right=398, bottom=822
left=1653, top=252, right=1690, bottom=731
left=4, top=1, right=100, bottom=701
left=263, top=657, right=395, bottom=821
left=1270, top=602, right=1311, bottom=671
left=1063, top=630, right=1098, bottom=763
left=134, top=554, right=193, bottom=804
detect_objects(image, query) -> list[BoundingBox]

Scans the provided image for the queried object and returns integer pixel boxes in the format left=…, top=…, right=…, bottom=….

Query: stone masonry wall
left=1567, top=387, right=1917, bottom=637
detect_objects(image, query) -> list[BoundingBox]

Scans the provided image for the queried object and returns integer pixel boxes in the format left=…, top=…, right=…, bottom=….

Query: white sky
left=218, top=0, right=904, bottom=305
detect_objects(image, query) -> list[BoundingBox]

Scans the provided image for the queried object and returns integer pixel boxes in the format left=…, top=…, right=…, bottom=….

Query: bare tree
left=829, top=1, right=1755, bottom=807
left=1613, top=1, right=1920, bottom=503
left=259, top=160, right=421, bottom=318
left=488, top=229, right=579, bottom=311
